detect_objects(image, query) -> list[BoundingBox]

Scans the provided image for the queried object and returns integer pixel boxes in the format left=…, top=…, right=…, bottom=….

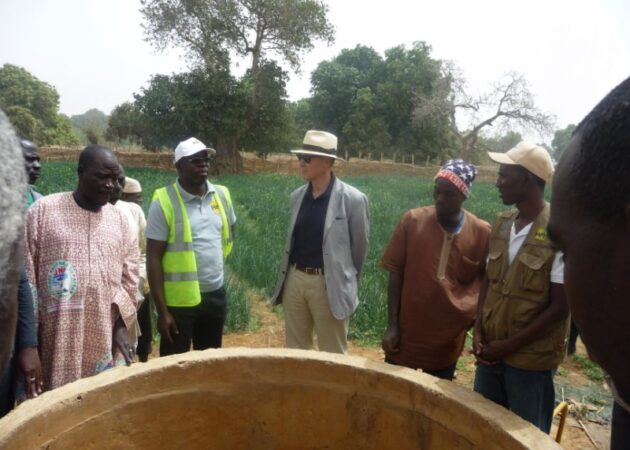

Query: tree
left=0, top=64, right=80, bottom=145
left=310, top=60, right=363, bottom=135
left=414, top=69, right=555, bottom=160
left=132, top=63, right=292, bottom=167
left=342, top=88, right=390, bottom=157
left=481, top=131, right=523, bottom=152
left=106, top=102, right=145, bottom=143
left=309, top=43, right=452, bottom=160
left=240, top=61, right=293, bottom=158
left=134, top=69, right=247, bottom=156
left=551, top=124, right=576, bottom=160
left=45, top=114, right=81, bottom=147
left=377, top=42, right=452, bottom=158
left=140, top=0, right=334, bottom=167
left=141, top=0, right=334, bottom=74
left=70, top=109, right=109, bottom=144
left=287, top=98, right=313, bottom=140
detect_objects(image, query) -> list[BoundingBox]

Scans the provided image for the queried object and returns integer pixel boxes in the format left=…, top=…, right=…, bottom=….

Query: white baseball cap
left=174, top=137, right=216, bottom=163
left=488, top=141, right=554, bottom=183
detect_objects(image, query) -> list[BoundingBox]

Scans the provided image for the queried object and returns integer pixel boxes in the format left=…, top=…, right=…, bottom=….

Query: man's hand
left=472, top=327, right=496, bottom=366
left=157, top=310, right=179, bottom=345
left=382, top=326, right=400, bottom=354
left=112, top=318, right=134, bottom=365
left=477, top=339, right=514, bottom=364
left=17, top=347, right=42, bottom=398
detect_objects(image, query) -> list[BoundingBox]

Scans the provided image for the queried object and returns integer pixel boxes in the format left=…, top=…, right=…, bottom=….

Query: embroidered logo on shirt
left=210, top=198, right=220, bottom=213
left=47, top=260, right=78, bottom=301
left=95, top=351, right=125, bottom=374
left=535, top=228, right=547, bottom=241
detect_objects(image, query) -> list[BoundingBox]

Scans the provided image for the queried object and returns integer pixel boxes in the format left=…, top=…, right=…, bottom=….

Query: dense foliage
left=0, top=64, right=80, bottom=145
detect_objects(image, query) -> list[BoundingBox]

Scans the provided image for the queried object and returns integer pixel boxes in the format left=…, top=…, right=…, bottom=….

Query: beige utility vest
left=482, top=204, right=569, bottom=371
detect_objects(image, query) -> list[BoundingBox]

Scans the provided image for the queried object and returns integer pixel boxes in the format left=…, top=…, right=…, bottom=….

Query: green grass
left=35, top=162, right=509, bottom=339
left=572, top=354, right=606, bottom=382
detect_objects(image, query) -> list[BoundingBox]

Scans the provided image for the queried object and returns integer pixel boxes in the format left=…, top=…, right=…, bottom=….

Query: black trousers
left=568, top=320, right=580, bottom=355
left=0, top=354, right=15, bottom=418
left=612, top=401, right=630, bottom=450
left=136, top=294, right=153, bottom=359
left=159, top=287, right=227, bottom=356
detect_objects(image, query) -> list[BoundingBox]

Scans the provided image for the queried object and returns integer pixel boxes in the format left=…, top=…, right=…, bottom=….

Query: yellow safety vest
left=152, top=182, right=234, bottom=307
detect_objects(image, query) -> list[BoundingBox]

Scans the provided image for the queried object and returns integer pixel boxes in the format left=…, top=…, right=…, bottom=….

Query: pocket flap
left=488, top=251, right=502, bottom=261
left=518, top=253, right=546, bottom=270
left=462, top=255, right=480, bottom=266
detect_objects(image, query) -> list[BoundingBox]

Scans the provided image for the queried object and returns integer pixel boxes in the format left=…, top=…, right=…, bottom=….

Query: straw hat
left=291, top=130, right=343, bottom=160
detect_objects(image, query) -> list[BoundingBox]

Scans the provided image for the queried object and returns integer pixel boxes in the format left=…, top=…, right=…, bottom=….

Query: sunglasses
left=182, top=156, right=211, bottom=165
left=296, top=155, right=316, bottom=164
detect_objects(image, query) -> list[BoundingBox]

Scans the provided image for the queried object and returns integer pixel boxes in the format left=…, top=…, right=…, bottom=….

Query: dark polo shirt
left=290, top=175, right=335, bottom=269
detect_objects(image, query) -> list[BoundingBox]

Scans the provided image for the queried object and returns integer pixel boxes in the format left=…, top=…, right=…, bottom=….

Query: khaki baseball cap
left=488, top=141, right=554, bottom=183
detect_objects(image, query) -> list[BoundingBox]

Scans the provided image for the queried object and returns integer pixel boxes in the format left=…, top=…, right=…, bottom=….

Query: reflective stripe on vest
left=152, top=182, right=233, bottom=307
left=212, top=185, right=234, bottom=258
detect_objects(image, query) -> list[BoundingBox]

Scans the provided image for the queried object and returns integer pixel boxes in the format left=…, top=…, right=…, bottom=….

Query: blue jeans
left=474, top=361, right=555, bottom=433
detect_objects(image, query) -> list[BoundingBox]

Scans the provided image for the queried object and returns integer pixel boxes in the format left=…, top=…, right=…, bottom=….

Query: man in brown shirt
left=381, top=159, right=490, bottom=379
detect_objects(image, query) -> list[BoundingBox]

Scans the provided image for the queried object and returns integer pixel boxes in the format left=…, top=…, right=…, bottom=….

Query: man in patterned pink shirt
left=25, top=145, right=139, bottom=391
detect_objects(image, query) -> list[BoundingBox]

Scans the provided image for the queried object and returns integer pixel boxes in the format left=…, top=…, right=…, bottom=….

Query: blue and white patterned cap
left=434, top=159, right=477, bottom=197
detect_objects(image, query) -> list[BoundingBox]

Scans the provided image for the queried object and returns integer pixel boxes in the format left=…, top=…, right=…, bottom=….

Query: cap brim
left=174, top=147, right=217, bottom=163
left=487, top=152, right=516, bottom=165
left=290, top=149, right=344, bottom=161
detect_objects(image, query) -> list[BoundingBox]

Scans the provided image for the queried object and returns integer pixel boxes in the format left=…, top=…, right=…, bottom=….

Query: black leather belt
left=293, top=264, right=324, bottom=275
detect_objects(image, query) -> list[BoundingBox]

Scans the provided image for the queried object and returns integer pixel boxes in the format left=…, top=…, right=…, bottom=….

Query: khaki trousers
left=283, top=266, right=349, bottom=354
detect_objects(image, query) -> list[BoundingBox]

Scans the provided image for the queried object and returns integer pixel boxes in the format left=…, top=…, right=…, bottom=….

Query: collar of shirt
left=306, top=173, right=335, bottom=199
left=436, top=210, right=466, bottom=235
left=510, top=221, right=533, bottom=240
left=176, top=179, right=216, bottom=203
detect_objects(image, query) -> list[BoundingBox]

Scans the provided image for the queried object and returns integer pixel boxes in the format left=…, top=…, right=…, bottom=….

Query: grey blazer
left=272, top=177, right=369, bottom=320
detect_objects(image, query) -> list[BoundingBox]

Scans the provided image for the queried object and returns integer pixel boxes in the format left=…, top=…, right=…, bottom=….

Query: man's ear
left=77, top=164, right=83, bottom=176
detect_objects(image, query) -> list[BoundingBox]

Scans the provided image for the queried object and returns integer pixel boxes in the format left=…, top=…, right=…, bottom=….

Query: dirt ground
left=146, top=293, right=612, bottom=450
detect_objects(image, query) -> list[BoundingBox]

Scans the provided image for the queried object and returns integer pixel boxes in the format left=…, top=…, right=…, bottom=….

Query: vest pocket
left=518, top=253, right=547, bottom=293
left=486, top=251, right=503, bottom=281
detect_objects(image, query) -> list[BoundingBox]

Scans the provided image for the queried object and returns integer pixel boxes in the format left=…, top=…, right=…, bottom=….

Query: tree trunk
left=212, top=136, right=243, bottom=175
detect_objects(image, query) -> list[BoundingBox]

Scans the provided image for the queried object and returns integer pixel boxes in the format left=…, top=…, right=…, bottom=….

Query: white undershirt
left=509, top=222, right=564, bottom=284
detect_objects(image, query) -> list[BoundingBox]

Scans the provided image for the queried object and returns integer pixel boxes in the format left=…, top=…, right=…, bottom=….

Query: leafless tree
left=414, top=66, right=556, bottom=160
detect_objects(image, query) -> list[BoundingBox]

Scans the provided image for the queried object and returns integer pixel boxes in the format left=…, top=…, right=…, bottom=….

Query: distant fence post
left=380, top=152, right=384, bottom=162
left=411, top=154, right=415, bottom=165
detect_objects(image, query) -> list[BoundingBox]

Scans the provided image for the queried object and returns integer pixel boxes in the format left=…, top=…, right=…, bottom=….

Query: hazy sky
left=1, top=0, right=629, bottom=137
